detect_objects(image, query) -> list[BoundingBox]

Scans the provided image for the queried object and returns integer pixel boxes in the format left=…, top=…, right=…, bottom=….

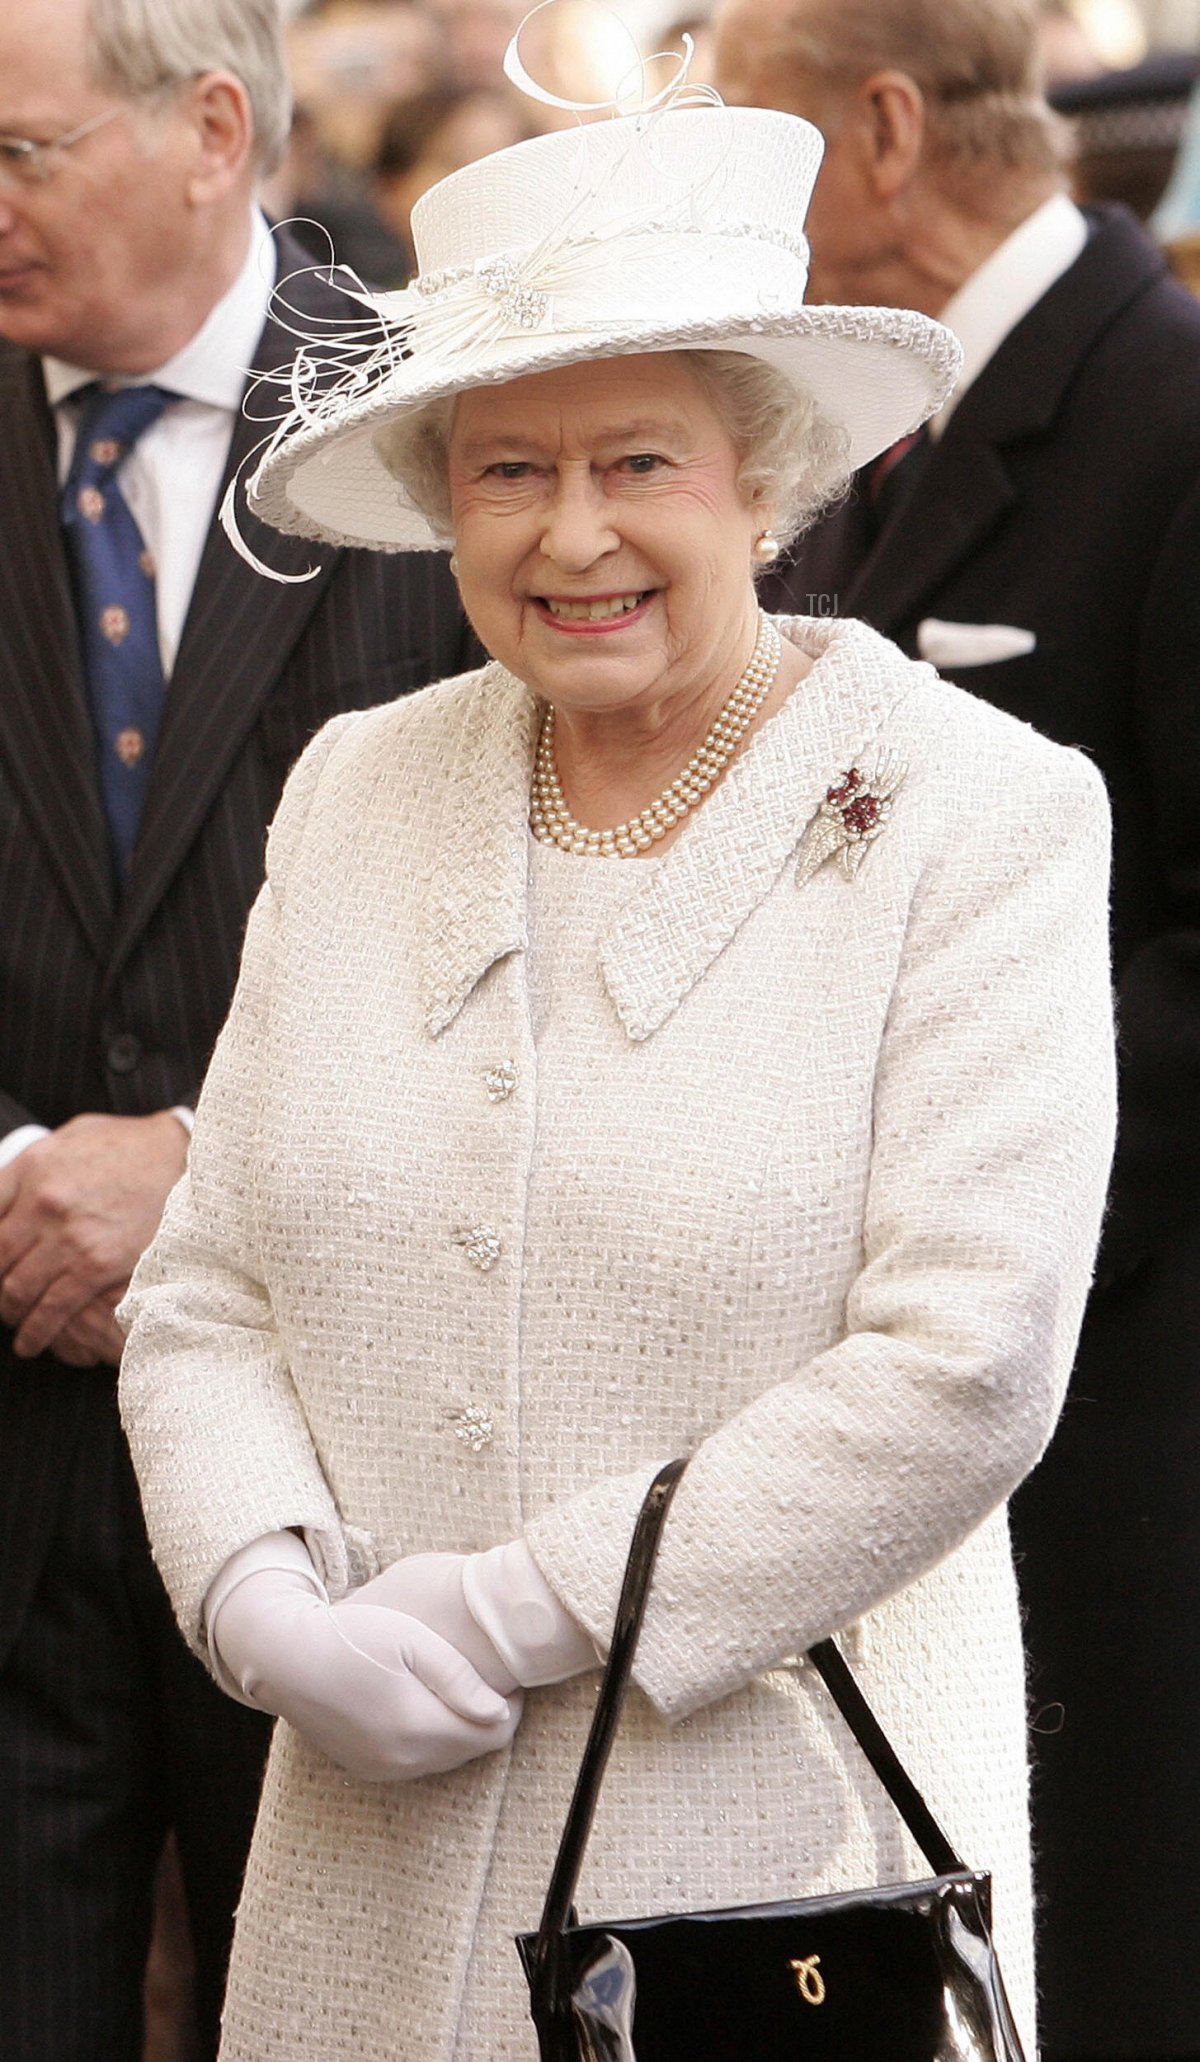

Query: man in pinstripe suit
left=0, top=3, right=475, bottom=2056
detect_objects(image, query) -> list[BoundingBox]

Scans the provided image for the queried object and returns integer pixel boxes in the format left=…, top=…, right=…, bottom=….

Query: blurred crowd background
left=259, top=0, right=1200, bottom=293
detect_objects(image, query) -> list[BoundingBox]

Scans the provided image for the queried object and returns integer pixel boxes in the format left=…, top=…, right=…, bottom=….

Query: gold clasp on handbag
left=789, top=1954, right=826, bottom=2006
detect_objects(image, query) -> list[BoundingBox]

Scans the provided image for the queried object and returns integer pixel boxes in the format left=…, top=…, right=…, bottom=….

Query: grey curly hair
left=375, top=349, right=852, bottom=558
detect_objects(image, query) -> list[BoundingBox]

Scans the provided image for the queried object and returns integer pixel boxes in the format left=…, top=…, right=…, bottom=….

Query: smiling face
left=446, top=353, right=766, bottom=728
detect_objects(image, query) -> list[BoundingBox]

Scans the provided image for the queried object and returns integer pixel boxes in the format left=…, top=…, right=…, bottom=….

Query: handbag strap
left=534, top=1460, right=689, bottom=1963
left=533, top=1458, right=965, bottom=1979
left=805, top=1638, right=962, bottom=1876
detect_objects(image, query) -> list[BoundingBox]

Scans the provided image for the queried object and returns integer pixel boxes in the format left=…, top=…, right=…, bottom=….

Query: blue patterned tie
left=61, top=383, right=177, bottom=877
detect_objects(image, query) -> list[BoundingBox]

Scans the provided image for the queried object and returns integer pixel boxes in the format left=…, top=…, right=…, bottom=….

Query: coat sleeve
left=525, top=741, right=1117, bottom=1721
left=118, top=713, right=361, bottom=1653
left=1100, top=467, right=1200, bottom=1282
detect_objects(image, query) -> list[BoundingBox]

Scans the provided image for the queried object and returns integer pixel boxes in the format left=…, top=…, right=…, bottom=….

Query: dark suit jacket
left=765, top=205, right=1200, bottom=2052
left=0, top=240, right=477, bottom=1668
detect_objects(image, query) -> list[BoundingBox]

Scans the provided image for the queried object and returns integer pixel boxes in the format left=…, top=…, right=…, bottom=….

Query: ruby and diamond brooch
left=795, top=756, right=907, bottom=888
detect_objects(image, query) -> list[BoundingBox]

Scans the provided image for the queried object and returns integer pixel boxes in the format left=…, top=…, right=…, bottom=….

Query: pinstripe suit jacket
left=0, top=240, right=476, bottom=1665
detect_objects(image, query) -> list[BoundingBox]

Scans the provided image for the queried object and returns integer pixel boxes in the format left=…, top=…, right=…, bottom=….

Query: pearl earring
left=449, top=552, right=460, bottom=575
left=753, top=532, right=781, bottom=565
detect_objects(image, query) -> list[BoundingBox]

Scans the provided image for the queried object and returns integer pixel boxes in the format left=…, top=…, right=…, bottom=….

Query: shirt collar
left=930, top=192, right=1088, bottom=437
left=43, top=208, right=277, bottom=412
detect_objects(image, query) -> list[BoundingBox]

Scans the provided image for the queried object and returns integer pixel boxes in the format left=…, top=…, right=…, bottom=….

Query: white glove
left=364, top=1541, right=598, bottom=1691
left=208, top=1549, right=521, bottom=1782
left=352, top=1553, right=520, bottom=1693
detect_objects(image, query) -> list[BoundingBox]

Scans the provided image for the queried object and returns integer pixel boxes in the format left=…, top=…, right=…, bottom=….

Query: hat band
left=413, top=217, right=812, bottom=300
left=391, top=223, right=813, bottom=371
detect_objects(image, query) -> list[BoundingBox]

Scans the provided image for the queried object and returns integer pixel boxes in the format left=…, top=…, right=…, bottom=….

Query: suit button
left=107, top=1033, right=143, bottom=1074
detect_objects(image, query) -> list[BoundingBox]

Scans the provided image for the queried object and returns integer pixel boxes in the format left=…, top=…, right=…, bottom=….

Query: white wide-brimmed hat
left=247, top=104, right=961, bottom=555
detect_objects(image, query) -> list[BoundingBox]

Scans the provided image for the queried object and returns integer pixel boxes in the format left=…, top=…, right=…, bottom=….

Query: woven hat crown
left=408, top=107, right=823, bottom=304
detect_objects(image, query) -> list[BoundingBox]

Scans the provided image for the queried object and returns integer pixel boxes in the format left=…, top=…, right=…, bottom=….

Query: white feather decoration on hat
left=220, top=7, right=729, bottom=581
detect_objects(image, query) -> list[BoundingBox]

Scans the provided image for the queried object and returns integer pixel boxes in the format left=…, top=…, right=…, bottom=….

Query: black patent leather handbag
left=517, top=1459, right=1027, bottom=2062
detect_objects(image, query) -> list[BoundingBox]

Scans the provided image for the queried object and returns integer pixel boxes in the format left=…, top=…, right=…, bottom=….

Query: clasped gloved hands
left=207, top=1530, right=597, bottom=1783
left=208, top=1542, right=522, bottom=1782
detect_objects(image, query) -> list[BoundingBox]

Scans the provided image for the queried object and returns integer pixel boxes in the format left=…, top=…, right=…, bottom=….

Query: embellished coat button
left=449, top=1404, right=494, bottom=1452
left=483, top=1062, right=517, bottom=1103
left=454, top=1225, right=502, bottom=1272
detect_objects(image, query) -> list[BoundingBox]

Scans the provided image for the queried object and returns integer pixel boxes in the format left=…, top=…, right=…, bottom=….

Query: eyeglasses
left=0, top=106, right=127, bottom=189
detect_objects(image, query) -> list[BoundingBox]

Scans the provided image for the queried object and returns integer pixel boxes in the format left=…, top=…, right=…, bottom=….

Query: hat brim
left=248, top=301, right=960, bottom=554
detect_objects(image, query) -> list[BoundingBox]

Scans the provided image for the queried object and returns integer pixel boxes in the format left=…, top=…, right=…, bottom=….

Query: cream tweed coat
left=120, top=614, right=1116, bottom=2062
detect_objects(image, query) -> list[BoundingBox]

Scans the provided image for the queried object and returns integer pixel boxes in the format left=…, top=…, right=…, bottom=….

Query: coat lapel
left=0, top=349, right=114, bottom=955
left=847, top=436, right=1018, bottom=637
left=419, top=664, right=541, bottom=1036
left=599, top=616, right=922, bottom=1040
left=108, top=236, right=345, bottom=976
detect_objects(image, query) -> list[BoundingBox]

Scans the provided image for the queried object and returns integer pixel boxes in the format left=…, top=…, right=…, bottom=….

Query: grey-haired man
left=0, top=2, right=473, bottom=2054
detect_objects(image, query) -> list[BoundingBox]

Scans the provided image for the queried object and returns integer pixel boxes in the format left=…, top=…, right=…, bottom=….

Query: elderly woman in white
left=119, top=95, right=1115, bottom=2062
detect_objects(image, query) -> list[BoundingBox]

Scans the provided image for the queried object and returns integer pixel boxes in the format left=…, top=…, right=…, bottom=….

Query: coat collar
left=939, top=204, right=1165, bottom=447
left=419, top=616, right=925, bottom=1042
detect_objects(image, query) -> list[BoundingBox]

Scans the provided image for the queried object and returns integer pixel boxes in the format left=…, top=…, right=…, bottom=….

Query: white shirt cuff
left=0, top=1124, right=50, bottom=1170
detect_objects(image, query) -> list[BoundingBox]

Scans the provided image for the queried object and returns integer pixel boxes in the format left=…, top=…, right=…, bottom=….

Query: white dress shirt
left=0, top=211, right=277, bottom=1171
left=930, top=191, right=1089, bottom=436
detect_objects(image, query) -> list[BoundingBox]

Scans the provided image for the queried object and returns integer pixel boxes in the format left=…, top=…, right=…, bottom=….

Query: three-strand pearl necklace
left=530, top=612, right=783, bottom=858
